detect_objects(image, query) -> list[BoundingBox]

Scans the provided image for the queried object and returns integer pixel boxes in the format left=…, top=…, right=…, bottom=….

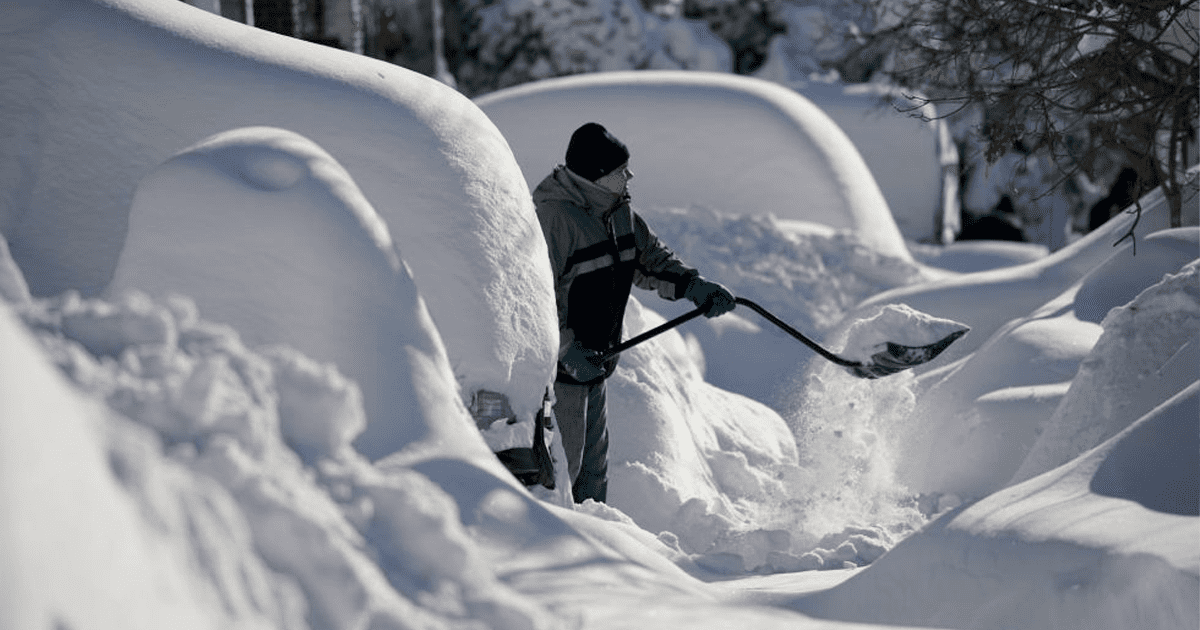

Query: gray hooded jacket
left=533, top=166, right=697, bottom=383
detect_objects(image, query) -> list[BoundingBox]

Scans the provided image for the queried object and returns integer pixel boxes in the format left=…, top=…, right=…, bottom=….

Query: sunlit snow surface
left=1, top=0, right=558, bottom=431
left=0, top=1, right=1197, bottom=629
left=475, top=71, right=914, bottom=262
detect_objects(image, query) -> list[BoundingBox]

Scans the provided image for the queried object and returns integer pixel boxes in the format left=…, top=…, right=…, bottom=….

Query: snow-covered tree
left=869, top=0, right=1198, bottom=228
left=681, top=0, right=875, bottom=78
left=447, top=0, right=732, bottom=96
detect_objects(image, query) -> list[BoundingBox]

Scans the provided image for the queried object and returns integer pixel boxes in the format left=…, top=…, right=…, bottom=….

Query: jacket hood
left=533, top=166, right=626, bottom=217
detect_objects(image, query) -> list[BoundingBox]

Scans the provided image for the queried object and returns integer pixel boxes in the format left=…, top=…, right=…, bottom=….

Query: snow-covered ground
left=1, top=1, right=1197, bottom=629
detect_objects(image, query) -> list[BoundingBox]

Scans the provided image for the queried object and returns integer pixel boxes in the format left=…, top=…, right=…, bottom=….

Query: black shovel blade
left=849, top=328, right=968, bottom=379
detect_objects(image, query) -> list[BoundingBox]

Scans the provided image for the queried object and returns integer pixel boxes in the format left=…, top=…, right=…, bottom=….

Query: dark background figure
left=1088, top=167, right=1144, bottom=231
left=957, top=195, right=1025, bottom=242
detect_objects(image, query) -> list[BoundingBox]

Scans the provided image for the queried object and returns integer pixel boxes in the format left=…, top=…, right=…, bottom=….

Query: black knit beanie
left=565, top=123, right=630, bottom=182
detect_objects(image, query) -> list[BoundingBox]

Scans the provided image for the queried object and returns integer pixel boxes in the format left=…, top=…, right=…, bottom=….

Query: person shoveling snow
left=487, top=122, right=970, bottom=500
left=531, top=122, right=737, bottom=504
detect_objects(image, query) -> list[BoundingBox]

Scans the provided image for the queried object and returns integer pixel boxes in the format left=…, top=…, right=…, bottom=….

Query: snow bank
left=106, top=127, right=476, bottom=461
left=909, top=239, right=1049, bottom=273
left=475, top=70, right=913, bottom=263
left=0, top=303, right=247, bottom=630
left=1013, top=253, right=1200, bottom=483
left=852, top=169, right=1195, bottom=369
left=776, top=250, right=1200, bottom=626
left=4, top=1, right=1198, bottom=626
left=793, top=381, right=1199, bottom=630
left=3, top=0, right=922, bottom=592
left=890, top=229, right=1198, bottom=500
left=4, top=276, right=843, bottom=627
left=6, top=291, right=563, bottom=629
left=0, top=0, right=557, bottom=424
left=764, top=221, right=1197, bottom=580
left=606, top=298, right=801, bottom=572
left=603, top=297, right=927, bottom=574
left=772, top=238, right=1199, bottom=629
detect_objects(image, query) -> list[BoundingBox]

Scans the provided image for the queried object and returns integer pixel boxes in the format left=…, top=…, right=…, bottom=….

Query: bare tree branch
left=873, top=0, right=1198, bottom=230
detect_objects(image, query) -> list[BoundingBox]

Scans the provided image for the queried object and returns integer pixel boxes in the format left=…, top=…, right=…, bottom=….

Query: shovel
left=599, top=297, right=966, bottom=379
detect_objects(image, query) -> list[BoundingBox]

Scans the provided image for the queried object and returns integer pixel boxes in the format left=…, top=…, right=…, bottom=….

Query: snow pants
left=553, top=379, right=609, bottom=503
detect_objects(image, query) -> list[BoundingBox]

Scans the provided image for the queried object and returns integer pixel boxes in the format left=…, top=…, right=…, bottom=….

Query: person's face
left=595, top=162, right=634, bottom=195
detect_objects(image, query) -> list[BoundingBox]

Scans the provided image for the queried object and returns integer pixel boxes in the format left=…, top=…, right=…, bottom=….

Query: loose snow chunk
left=839, top=304, right=969, bottom=363
left=261, top=345, right=367, bottom=465
left=60, top=291, right=177, bottom=358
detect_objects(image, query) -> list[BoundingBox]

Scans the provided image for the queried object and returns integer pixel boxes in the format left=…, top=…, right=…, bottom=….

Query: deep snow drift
left=1, top=1, right=1197, bottom=629
left=106, top=126, right=484, bottom=461
left=1, top=0, right=559, bottom=437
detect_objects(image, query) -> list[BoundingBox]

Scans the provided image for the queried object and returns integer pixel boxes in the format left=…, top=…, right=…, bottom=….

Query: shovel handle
left=597, top=304, right=708, bottom=361
left=597, top=297, right=864, bottom=369
left=731, top=298, right=863, bottom=368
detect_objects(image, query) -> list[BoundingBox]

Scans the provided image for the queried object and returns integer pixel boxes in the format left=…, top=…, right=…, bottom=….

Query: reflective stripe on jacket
left=533, top=166, right=697, bottom=383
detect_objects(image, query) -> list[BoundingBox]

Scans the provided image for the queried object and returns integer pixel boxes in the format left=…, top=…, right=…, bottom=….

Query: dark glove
left=561, top=341, right=605, bottom=383
left=685, top=276, right=735, bottom=318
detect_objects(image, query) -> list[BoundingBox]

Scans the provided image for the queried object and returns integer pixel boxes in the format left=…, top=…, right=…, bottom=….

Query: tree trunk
left=431, top=0, right=456, bottom=87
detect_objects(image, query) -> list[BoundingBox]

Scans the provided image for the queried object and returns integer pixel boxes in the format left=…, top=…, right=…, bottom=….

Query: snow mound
left=908, top=239, right=1050, bottom=273
left=785, top=249, right=1200, bottom=622
left=889, top=228, right=1199, bottom=500
left=1014, top=252, right=1200, bottom=484
left=7, top=293, right=559, bottom=630
left=643, top=207, right=923, bottom=333
left=1, top=0, right=557, bottom=425
left=854, top=170, right=1194, bottom=368
left=107, top=127, right=484, bottom=462
left=606, top=298, right=805, bottom=573
left=770, top=225, right=1197, bottom=559
left=0, top=303, right=262, bottom=629
left=603, top=298, right=920, bottom=574
left=796, top=382, right=1199, bottom=630
left=475, top=70, right=913, bottom=262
